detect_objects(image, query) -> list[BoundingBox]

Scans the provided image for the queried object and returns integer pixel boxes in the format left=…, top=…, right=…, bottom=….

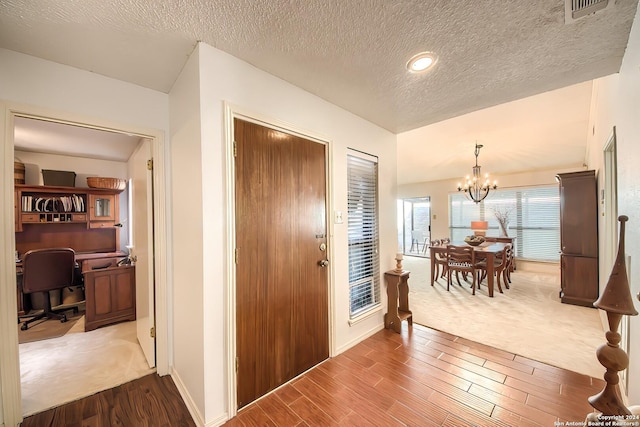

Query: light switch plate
left=335, top=210, right=343, bottom=224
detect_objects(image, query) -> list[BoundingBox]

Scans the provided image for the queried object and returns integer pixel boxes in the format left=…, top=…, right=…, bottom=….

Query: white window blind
left=450, top=185, right=560, bottom=262
left=347, top=152, right=380, bottom=317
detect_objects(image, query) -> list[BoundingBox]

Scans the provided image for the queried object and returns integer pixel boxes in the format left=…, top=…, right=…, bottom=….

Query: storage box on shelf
left=14, top=161, right=25, bottom=184
left=42, top=169, right=76, bottom=187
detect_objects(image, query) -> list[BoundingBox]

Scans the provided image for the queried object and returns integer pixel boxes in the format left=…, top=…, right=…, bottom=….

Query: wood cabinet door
left=84, top=265, right=136, bottom=331
left=89, top=194, right=117, bottom=222
left=558, top=171, right=597, bottom=257
left=560, top=255, right=598, bottom=306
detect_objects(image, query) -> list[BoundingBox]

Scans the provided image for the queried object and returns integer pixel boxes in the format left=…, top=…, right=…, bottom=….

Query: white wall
left=168, top=46, right=206, bottom=423
left=0, top=49, right=169, bottom=130
left=586, top=3, right=640, bottom=404
left=397, top=165, right=585, bottom=242
left=0, top=48, right=170, bottom=427
left=168, top=42, right=397, bottom=425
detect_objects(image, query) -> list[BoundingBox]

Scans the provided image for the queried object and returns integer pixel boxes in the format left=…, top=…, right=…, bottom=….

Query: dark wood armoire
left=557, top=170, right=599, bottom=307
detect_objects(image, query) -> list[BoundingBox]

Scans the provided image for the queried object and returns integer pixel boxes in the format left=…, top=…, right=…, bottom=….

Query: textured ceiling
left=1, top=1, right=638, bottom=185
left=1, top=0, right=637, bottom=134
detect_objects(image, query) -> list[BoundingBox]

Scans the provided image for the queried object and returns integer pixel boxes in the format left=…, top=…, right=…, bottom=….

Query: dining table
left=429, top=242, right=509, bottom=297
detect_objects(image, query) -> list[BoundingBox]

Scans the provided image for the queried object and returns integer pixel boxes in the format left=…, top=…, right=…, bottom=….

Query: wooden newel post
left=586, top=215, right=639, bottom=421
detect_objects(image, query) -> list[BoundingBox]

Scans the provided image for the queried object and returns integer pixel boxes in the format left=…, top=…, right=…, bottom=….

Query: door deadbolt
left=318, top=260, right=329, bottom=267
left=319, top=243, right=327, bottom=252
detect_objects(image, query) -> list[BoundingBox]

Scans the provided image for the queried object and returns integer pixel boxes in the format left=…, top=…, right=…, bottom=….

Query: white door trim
left=0, top=100, right=22, bottom=427
left=0, top=101, right=170, bottom=426
left=603, top=127, right=628, bottom=395
left=223, top=102, right=335, bottom=418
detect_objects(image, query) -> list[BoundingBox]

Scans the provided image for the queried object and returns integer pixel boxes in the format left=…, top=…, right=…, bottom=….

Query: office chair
left=20, top=248, right=75, bottom=331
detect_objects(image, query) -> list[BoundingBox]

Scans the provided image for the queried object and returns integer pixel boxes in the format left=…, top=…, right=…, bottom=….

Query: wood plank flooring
left=225, top=323, right=605, bottom=426
left=21, top=322, right=605, bottom=426
left=20, top=373, right=195, bottom=427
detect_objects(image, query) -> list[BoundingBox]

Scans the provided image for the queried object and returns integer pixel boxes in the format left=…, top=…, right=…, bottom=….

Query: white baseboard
left=170, top=369, right=205, bottom=427
left=335, top=322, right=384, bottom=355
left=205, top=413, right=230, bottom=427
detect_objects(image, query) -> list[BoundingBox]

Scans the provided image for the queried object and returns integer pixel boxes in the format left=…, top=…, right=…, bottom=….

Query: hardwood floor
left=21, top=322, right=605, bottom=426
left=20, top=373, right=195, bottom=427
left=225, top=323, right=604, bottom=426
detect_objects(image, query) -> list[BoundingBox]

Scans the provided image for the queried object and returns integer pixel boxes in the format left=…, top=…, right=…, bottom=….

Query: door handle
left=318, top=260, right=329, bottom=267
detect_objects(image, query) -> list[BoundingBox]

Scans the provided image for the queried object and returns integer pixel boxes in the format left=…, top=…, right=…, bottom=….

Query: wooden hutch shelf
left=14, top=184, right=122, bottom=254
left=14, top=184, right=135, bottom=331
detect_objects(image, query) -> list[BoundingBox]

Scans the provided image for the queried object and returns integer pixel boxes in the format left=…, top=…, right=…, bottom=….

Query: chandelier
left=457, top=142, right=497, bottom=203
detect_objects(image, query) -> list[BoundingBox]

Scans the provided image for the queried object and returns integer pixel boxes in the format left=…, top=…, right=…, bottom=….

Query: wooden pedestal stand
left=384, top=269, right=412, bottom=333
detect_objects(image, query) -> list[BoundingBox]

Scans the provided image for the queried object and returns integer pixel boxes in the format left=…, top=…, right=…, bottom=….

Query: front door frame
left=0, top=101, right=169, bottom=425
left=223, top=103, right=334, bottom=417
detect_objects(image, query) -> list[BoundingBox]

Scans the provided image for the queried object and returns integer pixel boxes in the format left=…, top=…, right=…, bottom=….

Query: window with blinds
left=347, top=152, right=380, bottom=318
left=449, top=185, right=560, bottom=262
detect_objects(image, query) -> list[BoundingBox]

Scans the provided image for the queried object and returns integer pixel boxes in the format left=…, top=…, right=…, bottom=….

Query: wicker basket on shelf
left=86, top=177, right=126, bottom=192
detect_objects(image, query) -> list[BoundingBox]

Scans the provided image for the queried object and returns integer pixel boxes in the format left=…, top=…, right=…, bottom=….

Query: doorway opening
left=397, top=197, right=431, bottom=257
left=9, top=113, right=160, bottom=417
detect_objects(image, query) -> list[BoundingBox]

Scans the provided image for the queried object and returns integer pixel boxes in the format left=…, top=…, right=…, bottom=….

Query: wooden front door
left=234, top=118, right=329, bottom=409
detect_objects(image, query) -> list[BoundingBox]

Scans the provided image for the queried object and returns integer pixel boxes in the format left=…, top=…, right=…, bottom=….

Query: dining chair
left=431, top=240, right=447, bottom=281
left=446, top=245, right=479, bottom=294
left=502, top=244, right=513, bottom=288
left=476, top=244, right=510, bottom=294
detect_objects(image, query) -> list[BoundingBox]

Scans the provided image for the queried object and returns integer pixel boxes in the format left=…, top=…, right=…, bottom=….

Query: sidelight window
left=347, top=151, right=380, bottom=318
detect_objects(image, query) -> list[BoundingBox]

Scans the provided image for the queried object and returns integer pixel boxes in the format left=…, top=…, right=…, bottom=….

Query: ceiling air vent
left=566, top=0, right=612, bottom=23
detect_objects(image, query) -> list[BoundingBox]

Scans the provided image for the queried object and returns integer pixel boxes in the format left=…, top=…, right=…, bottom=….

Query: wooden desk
left=429, top=243, right=508, bottom=297
left=83, top=264, right=136, bottom=332
left=15, top=251, right=126, bottom=315
left=384, top=270, right=412, bottom=333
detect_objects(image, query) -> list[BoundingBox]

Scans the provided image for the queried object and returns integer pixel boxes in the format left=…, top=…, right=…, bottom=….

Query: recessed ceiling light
left=407, top=52, right=437, bottom=73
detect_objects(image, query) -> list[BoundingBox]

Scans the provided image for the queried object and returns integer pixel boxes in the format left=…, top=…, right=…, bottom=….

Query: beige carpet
left=403, top=256, right=605, bottom=379
left=19, top=319, right=155, bottom=417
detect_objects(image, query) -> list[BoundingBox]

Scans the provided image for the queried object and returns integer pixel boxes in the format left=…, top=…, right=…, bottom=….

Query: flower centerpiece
left=490, top=205, right=515, bottom=237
